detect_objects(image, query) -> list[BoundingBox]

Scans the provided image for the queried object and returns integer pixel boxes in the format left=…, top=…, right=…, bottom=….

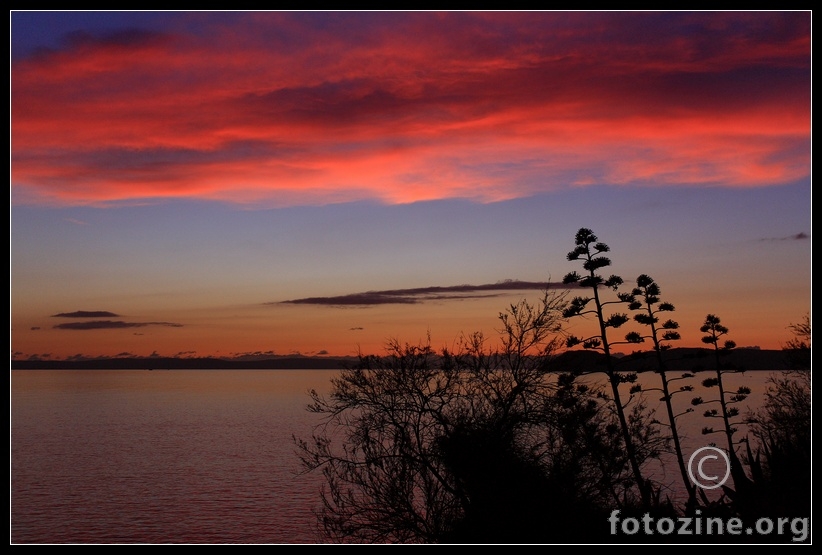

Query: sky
left=10, top=11, right=811, bottom=361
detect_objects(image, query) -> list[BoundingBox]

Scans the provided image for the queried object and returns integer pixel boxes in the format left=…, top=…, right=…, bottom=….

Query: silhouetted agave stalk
left=690, top=314, right=752, bottom=493
left=562, top=228, right=652, bottom=507
left=624, top=274, right=697, bottom=511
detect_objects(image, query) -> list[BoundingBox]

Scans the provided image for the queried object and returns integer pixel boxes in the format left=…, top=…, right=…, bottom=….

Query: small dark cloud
left=759, top=232, right=809, bottom=241
left=54, top=320, right=183, bottom=330
left=52, top=310, right=120, bottom=318
left=30, top=326, right=40, bottom=331
left=277, top=280, right=575, bottom=307
left=349, top=327, right=365, bottom=331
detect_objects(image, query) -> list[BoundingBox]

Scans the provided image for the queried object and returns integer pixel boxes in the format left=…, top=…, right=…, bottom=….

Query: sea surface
left=10, top=368, right=786, bottom=544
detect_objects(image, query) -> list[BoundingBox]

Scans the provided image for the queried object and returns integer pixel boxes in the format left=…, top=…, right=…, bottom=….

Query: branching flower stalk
left=691, top=314, right=752, bottom=492
left=625, top=274, right=696, bottom=510
left=562, top=228, right=651, bottom=507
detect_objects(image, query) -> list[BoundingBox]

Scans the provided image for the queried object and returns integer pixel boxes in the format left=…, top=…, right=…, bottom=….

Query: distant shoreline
left=10, top=347, right=797, bottom=371
left=9, top=356, right=353, bottom=371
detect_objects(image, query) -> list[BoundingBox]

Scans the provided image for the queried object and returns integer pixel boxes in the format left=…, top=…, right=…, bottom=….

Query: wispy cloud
left=54, top=320, right=183, bottom=330
left=759, top=232, right=810, bottom=241
left=11, top=12, right=810, bottom=208
left=278, top=280, right=571, bottom=306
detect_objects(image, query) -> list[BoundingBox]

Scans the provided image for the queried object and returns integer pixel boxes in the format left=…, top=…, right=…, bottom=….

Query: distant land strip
left=10, top=356, right=353, bottom=371
left=10, top=348, right=795, bottom=371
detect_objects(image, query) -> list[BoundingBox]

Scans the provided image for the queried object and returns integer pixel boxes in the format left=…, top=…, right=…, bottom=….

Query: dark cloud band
left=278, top=280, right=573, bottom=306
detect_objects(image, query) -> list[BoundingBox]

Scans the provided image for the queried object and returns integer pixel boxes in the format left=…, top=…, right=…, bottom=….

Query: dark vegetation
left=294, top=228, right=810, bottom=543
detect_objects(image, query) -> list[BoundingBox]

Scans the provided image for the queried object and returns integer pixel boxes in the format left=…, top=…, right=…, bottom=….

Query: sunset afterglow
left=11, top=11, right=811, bottom=360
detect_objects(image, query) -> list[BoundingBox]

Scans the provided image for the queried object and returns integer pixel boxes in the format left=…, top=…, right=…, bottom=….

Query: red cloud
left=11, top=12, right=810, bottom=207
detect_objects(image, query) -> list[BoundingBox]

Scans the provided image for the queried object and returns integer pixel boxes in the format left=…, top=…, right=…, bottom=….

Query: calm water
left=11, top=369, right=338, bottom=544
left=10, top=368, right=783, bottom=544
